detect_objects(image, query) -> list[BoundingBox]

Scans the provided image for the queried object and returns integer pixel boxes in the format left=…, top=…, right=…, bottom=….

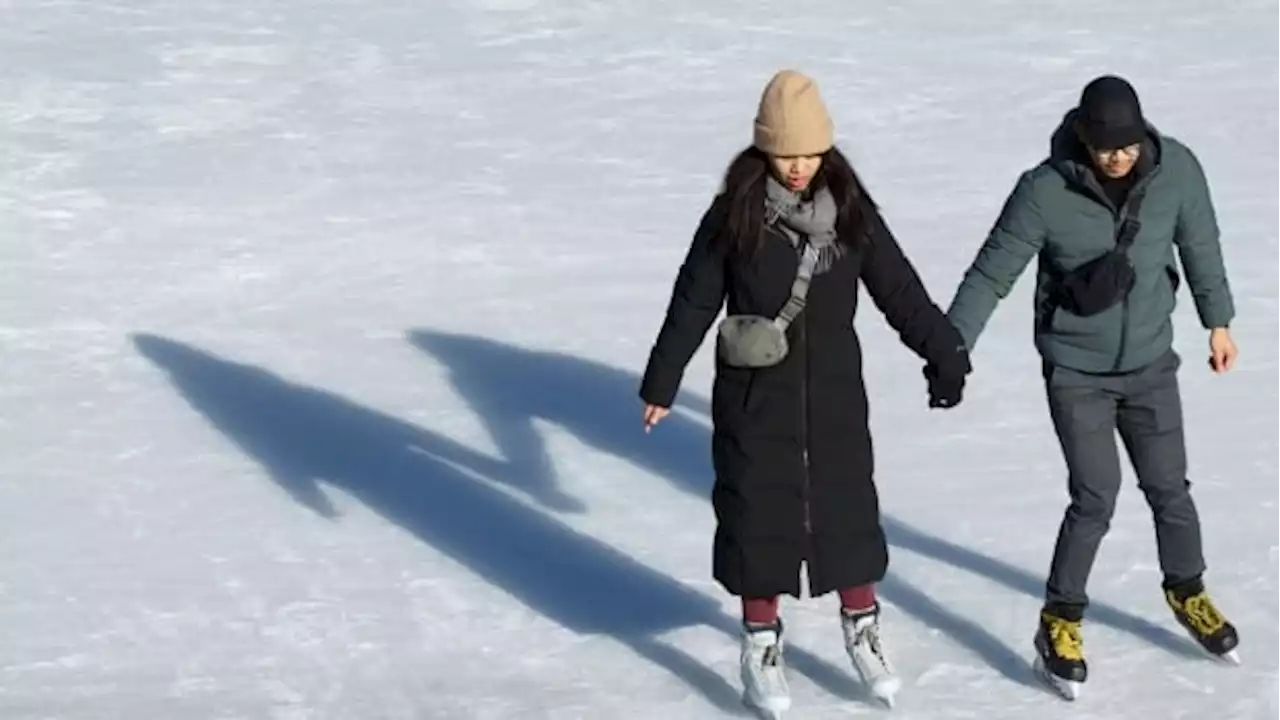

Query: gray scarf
left=764, top=175, right=843, bottom=273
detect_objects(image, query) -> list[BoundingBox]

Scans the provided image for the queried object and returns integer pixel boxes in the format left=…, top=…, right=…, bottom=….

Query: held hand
left=923, top=342, right=972, bottom=410
left=1209, top=327, right=1237, bottom=373
left=923, top=364, right=965, bottom=409
left=642, top=403, right=670, bottom=433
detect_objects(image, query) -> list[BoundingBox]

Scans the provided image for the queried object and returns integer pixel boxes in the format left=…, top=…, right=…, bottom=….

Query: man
left=942, top=75, right=1240, bottom=698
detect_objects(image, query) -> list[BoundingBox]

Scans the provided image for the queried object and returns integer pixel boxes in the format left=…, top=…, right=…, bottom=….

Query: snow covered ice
left=1, top=0, right=1277, bottom=717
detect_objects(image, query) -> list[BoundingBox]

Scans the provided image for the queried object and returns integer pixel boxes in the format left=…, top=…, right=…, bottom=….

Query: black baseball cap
left=1076, top=75, right=1147, bottom=150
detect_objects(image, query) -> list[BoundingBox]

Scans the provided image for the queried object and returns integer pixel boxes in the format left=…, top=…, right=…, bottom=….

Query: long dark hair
left=716, top=145, right=872, bottom=256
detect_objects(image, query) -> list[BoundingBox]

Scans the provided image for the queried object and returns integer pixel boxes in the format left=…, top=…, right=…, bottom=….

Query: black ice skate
left=1165, top=581, right=1240, bottom=665
left=1033, top=610, right=1086, bottom=701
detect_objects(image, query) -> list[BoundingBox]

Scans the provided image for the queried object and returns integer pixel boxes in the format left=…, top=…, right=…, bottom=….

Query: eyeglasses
left=1090, top=143, right=1141, bottom=161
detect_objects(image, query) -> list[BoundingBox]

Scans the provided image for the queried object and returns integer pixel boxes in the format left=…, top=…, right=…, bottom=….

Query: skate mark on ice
left=876, top=575, right=1041, bottom=690
left=134, top=334, right=856, bottom=714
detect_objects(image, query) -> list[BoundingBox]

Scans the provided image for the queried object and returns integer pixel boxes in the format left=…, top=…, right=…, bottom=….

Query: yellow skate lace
left=1042, top=614, right=1084, bottom=661
left=1174, top=592, right=1226, bottom=636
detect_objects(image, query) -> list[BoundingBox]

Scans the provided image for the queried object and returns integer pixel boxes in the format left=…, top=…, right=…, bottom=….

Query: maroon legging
left=742, top=585, right=876, bottom=625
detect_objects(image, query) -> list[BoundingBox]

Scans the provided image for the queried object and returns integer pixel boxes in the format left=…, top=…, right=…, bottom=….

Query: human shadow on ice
left=410, top=329, right=1203, bottom=681
left=406, top=329, right=714, bottom=515
left=132, top=333, right=863, bottom=715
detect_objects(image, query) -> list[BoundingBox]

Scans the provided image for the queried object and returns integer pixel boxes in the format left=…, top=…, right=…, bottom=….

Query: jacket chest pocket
left=1133, top=190, right=1179, bottom=241
left=1040, top=198, right=1112, bottom=266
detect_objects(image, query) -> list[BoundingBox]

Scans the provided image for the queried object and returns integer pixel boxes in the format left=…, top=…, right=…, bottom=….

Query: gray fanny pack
left=715, top=242, right=819, bottom=368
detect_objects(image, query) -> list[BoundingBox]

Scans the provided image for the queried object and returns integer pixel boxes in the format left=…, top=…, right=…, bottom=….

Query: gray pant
left=1042, top=349, right=1205, bottom=611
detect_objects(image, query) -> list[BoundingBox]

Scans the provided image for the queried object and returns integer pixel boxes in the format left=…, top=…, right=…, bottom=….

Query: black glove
left=924, top=364, right=965, bottom=408
left=924, top=346, right=972, bottom=409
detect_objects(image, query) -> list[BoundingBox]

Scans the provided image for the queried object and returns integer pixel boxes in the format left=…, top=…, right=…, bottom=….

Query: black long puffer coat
left=639, top=191, right=967, bottom=599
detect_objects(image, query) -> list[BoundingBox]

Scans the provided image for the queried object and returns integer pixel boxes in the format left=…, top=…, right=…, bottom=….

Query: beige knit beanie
left=752, top=70, right=835, bottom=157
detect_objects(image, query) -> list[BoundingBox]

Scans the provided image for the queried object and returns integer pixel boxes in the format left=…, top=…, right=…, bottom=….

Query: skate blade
left=1033, top=656, right=1081, bottom=701
left=1180, top=627, right=1242, bottom=666
left=746, top=704, right=786, bottom=720
left=872, top=678, right=901, bottom=709
left=853, top=662, right=901, bottom=709
left=742, top=692, right=790, bottom=719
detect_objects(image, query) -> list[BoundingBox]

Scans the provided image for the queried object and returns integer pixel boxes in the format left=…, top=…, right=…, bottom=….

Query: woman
left=637, top=69, right=971, bottom=714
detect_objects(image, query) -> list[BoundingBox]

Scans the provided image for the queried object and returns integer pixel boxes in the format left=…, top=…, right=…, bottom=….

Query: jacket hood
left=1048, top=108, right=1163, bottom=187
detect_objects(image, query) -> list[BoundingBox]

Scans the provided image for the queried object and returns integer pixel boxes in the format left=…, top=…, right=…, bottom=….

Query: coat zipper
left=1113, top=294, right=1130, bottom=371
left=799, top=279, right=812, bottom=544
left=1111, top=195, right=1129, bottom=371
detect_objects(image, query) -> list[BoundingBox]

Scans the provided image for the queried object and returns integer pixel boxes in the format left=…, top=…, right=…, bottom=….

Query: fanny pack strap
left=1114, top=184, right=1150, bottom=251
left=773, top=242, right=821, bottom=331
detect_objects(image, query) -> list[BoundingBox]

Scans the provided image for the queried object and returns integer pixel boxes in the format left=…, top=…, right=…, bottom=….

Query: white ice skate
left=741, top=622, right=791, bottom=719
left=842, top=605, right=901, bottom=708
